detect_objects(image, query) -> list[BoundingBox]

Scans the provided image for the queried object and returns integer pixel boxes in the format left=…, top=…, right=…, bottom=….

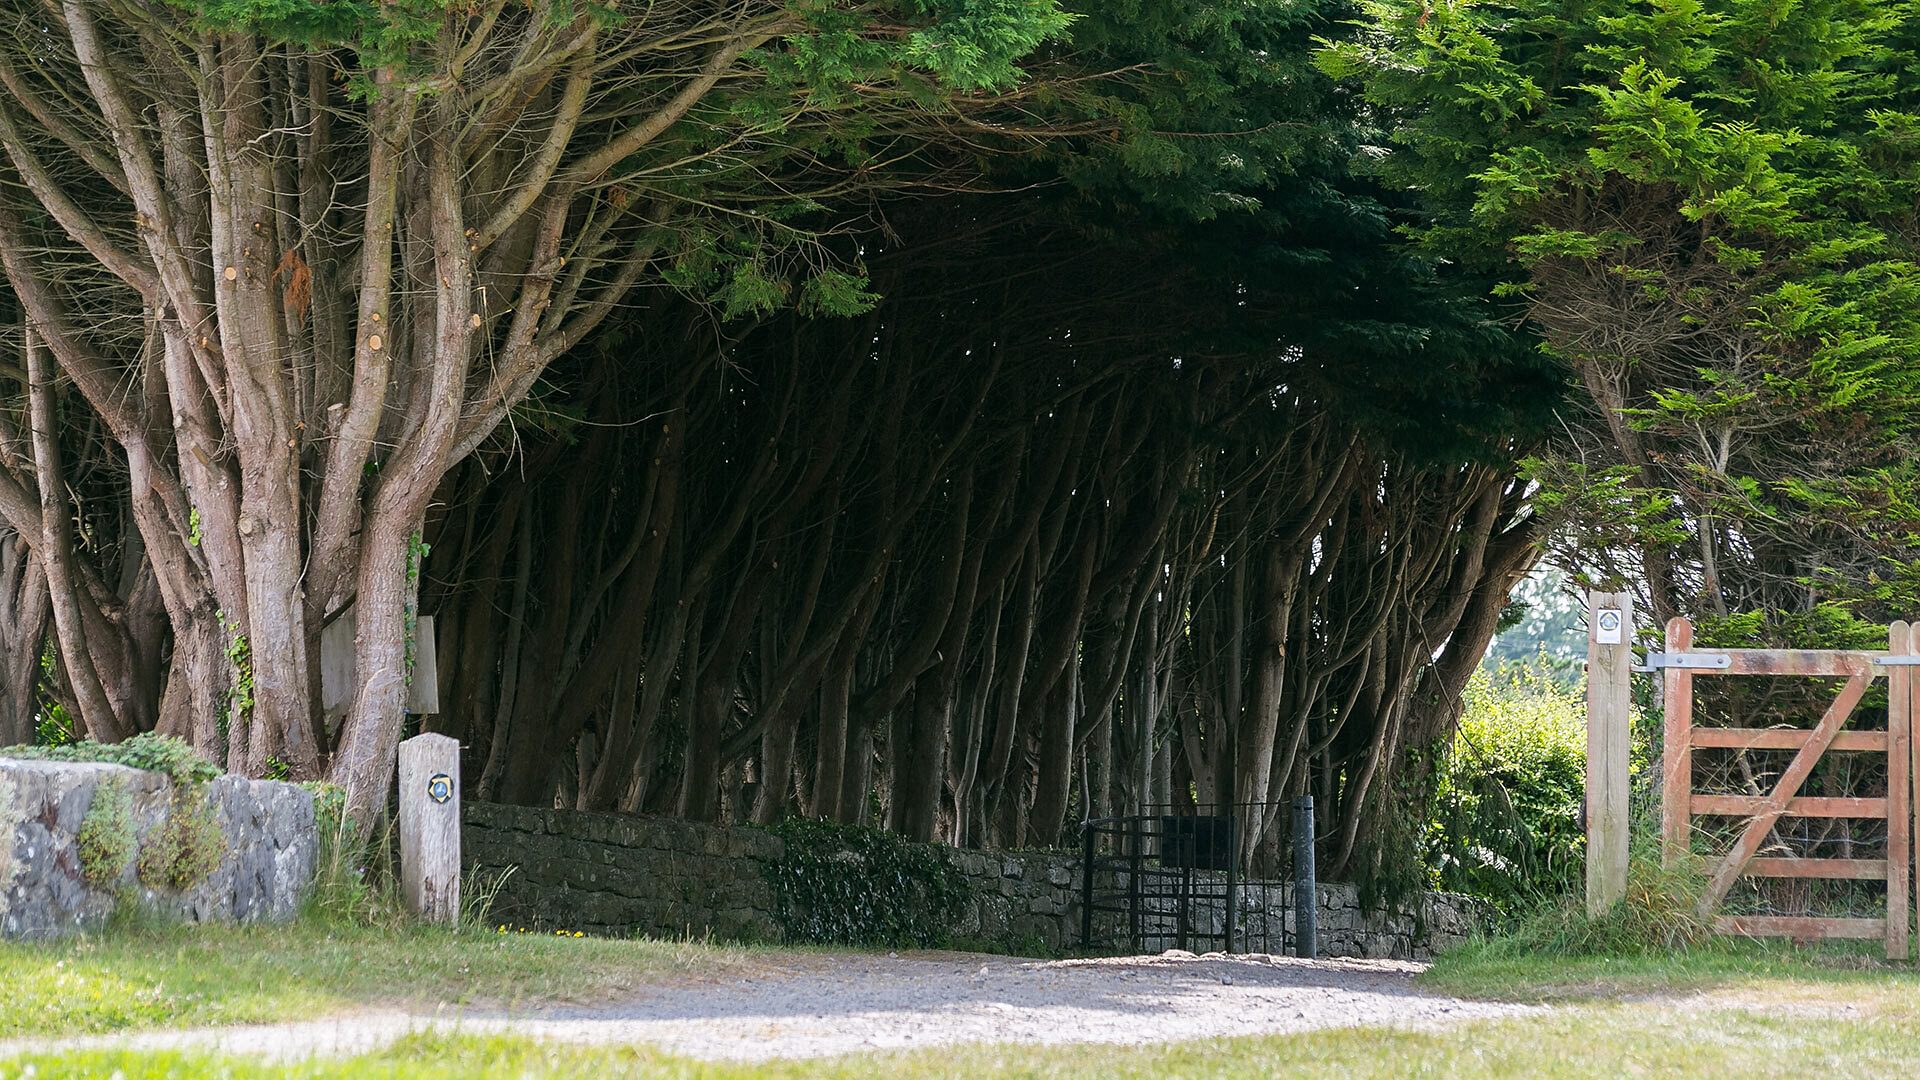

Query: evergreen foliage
left=1323, top=0, right=1920, bottom=638
left=763, top=818, right=972, bottom=947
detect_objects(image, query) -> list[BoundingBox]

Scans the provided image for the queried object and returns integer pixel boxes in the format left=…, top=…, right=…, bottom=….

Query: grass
left=11, top=898, right=1920, bottom=1077
left=1421, top=933, right=1920, bottom=1003
left=0, top=917, right=763, bottom=1038
left=11, top=1000, right=1920, bottom=1079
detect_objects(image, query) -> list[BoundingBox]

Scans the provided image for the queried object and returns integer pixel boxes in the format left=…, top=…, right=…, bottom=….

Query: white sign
left=1595, top=608, right=1624, bottom=645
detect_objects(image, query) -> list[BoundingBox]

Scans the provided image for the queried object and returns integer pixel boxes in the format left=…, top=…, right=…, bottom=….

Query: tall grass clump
left=300, top=782, right=508, bottom=932
left=1482, top=836, right=1716, bottom=956
left=300, top=783, right=405, bottom=927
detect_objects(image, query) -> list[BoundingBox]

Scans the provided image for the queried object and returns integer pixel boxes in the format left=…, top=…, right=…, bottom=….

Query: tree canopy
left=1322, top=0, right=1920, bottom=644
left=0, top=0, right=1588, bottom=884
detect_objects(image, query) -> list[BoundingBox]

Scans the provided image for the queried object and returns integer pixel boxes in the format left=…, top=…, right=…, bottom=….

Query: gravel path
left=0, top=950, right=1539, bottom=1063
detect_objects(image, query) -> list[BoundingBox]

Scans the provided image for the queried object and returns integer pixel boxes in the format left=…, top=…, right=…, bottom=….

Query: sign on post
left=399, top=732, right=461, bottom=923
left=1586, top=592, right=1633, bottom=915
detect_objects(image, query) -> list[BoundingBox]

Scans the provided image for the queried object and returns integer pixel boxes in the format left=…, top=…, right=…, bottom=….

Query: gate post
left=1586, top=592, right=1633, bottom=915
left=1292, top=795, right=1317, bottom=959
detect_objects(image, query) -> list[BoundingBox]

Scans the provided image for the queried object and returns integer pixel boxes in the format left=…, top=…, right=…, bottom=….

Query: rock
left=1, top=761, right=315, bottom=941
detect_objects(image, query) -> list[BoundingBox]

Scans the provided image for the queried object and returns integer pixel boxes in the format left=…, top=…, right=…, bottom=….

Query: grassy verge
left=1423, top=932, right=1920, bottom=1005
left=0, top=918, right=763, bottom=1038
left=13, top=1000, right=1920, bottom=1080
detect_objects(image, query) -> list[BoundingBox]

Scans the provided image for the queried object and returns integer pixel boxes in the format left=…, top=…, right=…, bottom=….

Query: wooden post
left=1890, top=622, right=1913, bottom=961
left=1660, top=616, right=1695, bottom=863
left=399, top=732, right=461, bottom=923
left=1586, top=592, right=1633, bottom=915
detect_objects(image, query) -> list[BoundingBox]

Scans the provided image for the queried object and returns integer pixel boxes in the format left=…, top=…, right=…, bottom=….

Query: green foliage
left=76, top=779, right=135, bottom=889
left=34, top=643, right=77, bottom=748
left=992, top=0, right=1565, bottom=460
left=1495, top=837, right=1716, bottom=956
left=34, top=703, right=77, bottom=749
left=1485, top=569, right=1587, bottom=675
left=1, top=733, right=220, bottom=788
left=405, top=533, right=429, bottom=686
left=1428, top=662, right=1598, bottom=914
left=1323, top=0, right=1920, bottom=627
left=768, top=0, right=1075, bottom=97
left=763, top=818, right=973, bottom=948
left=224, top=612, right=255, bottom=726
left=176, top=0, right=448, bottom=66
left=299, top=782, right=393, bottom=926
left=137, top=791, right=225, bottom=893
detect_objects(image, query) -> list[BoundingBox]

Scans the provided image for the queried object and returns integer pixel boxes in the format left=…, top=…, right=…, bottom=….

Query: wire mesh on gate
left=1078, top=802, right=1295, bottom=956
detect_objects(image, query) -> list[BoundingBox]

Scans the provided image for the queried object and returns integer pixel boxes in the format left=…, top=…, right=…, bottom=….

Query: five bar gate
left=1588, top=598, right=1916, bottom=960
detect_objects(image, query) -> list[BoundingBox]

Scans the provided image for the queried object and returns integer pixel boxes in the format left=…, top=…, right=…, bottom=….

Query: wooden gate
left=1658, top=617, right=1914, bottom=960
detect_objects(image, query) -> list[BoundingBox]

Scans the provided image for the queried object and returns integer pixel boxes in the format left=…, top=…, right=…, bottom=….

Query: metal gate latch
left=1637, top=652, right=1733, bottom=672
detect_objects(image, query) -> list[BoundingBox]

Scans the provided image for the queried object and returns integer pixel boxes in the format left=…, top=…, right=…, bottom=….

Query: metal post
left=1223, top=811, right=1238, bottom=954
left=1292, top=795, right=1317, bottom=959
left=1080, top=820, right=1095, bottom=950
left=1128, top=820, right=1142, bottom=950
left=1177, top=857, right=1191, bottom=952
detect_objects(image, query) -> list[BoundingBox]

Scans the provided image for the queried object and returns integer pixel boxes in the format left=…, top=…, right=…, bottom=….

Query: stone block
left=1, top=761, right=314, bottom=941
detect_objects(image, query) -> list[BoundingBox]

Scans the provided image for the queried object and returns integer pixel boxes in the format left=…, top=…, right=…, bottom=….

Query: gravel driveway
left=1, top=950, right=1537, bottom=1063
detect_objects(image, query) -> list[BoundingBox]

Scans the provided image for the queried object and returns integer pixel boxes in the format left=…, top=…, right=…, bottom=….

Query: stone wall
left=464, top=802, right=1480, bottom=959
left=0, top=760, right=317, bottom=940
left=1111, top=873, right=1481, bottom=960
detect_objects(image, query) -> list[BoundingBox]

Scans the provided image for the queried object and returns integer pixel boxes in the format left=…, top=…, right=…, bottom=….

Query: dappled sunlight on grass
left=0, top=918, right=765, bottom=1038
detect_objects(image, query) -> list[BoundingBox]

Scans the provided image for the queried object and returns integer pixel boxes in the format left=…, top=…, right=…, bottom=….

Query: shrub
left=138, top=789, right=225, bottom=891
left=76, top=779, right=135, bottom=888
left=763, top=818, right=972, bottom=948
left=0, top=732, right=220, bottom=787
left=1427, top=659, right=1610, bottom=915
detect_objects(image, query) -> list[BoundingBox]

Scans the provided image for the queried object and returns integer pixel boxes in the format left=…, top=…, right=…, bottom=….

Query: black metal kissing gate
left=1078, top=802, right=1298, bottom=956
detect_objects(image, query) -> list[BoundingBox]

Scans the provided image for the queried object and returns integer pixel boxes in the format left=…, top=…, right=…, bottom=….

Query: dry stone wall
left=0, top=760, right=317, bottom=940
left=464, top=802, right=1480, bottom=959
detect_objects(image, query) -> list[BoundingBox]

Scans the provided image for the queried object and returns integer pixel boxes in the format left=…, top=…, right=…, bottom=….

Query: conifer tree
left=1324, top=0, right=1920, bottom=640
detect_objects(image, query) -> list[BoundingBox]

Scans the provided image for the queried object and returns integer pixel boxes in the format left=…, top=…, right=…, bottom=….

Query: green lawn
left=1421, top=934, right=1920, bottom=1004
left=8, top=921, right=1920, bottom=1077
left=12, top=1003, right=1920, bottom=1079
left=0, top=918, right=761, bottom=1038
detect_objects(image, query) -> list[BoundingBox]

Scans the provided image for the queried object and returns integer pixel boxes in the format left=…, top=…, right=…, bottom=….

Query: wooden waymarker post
left=399, top=732, right=461, bottom=923
left=1586, top=591, right=1633, bottom=915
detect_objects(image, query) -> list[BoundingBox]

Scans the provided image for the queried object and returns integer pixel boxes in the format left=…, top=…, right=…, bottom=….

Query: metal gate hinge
left=1637, top=651, right=1733, bottom=672
left=1874, top=656, right=1920, bottom=666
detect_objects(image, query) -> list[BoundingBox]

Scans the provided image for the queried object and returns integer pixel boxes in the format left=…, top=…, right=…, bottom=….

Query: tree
left=0, top=0, right=1071, bottom=819
left=407, top=0, right=1564, bottom=875
left=1322, top=0, right=1920, bottom=643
